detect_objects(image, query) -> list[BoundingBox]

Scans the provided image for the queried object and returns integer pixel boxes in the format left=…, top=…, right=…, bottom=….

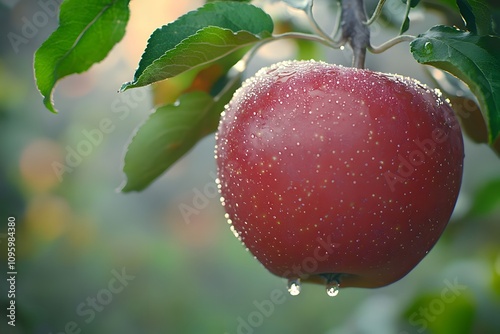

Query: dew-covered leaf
left=410, top=25, right=500, bottom=144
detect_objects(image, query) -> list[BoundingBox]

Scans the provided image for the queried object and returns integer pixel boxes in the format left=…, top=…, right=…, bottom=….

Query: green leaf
left=410, top=25, right=500, bottom=144
left=121, top=26, right=271, bottom=90
left=150, top=49, right=246, bottom=106
left=121, top=1, right=273, bottom=90
left=401, top=16, right=411, bottom=34
left=120, top=70, right=242, bottom=192
left=457, top=0, right=494, bottom=35
left=400, top=0, right=420, bottom=34
left=121, top=93, right=212, bottom=192
left=34, top=0, right=130, bottom=113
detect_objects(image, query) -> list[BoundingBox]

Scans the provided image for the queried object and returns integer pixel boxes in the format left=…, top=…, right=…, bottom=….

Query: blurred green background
left=1, top=0, right=499, bottom=333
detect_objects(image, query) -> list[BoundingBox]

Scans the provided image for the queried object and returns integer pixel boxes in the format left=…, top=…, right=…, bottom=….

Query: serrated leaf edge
left=35, top=0, right=130, bottom=113
left=121, top=27, right=271, bottom=91
left=410, top=26, right=500, bottom=143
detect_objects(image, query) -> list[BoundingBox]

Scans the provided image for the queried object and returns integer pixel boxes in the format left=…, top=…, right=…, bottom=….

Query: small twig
left=364, top=0, right=387, bottom=25
left=306, top=3, right=331, bottom=43
left=305, top=1, right=345, bottom=48
left=368, top=34, right=416, bottom=53
left=329, top=1, right=344, bottom=42
left=273, top=31, right=343, bottom=49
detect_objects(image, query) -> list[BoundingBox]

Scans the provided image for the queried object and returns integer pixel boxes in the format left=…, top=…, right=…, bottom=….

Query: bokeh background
left=1, top=0, right=499, bottom=333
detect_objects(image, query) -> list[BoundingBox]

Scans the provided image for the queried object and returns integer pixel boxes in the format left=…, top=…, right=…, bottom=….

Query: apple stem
left=340, top=0, right=370, bottom=69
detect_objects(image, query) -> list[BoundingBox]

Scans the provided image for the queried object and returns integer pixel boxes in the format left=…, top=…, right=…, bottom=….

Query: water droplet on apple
left=326, top=279, right=340, bottom=297
left=309, top=89, right=327, bottom=98
left=270, top=67, right=297, bottom=83
left=230, top=225, right=240, bottom=239
left=287, top=278, right=301, bottom=296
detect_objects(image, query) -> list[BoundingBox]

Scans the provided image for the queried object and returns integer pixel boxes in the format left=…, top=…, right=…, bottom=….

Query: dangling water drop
left=424, top=41, right=433, bottom=55
left=326, top=280, right=340, bottom=297
left=287, top=278, right=301, bottom=296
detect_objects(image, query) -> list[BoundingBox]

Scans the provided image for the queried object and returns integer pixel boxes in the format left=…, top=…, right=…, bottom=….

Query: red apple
left=215, top=60, right=464, bottom=294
